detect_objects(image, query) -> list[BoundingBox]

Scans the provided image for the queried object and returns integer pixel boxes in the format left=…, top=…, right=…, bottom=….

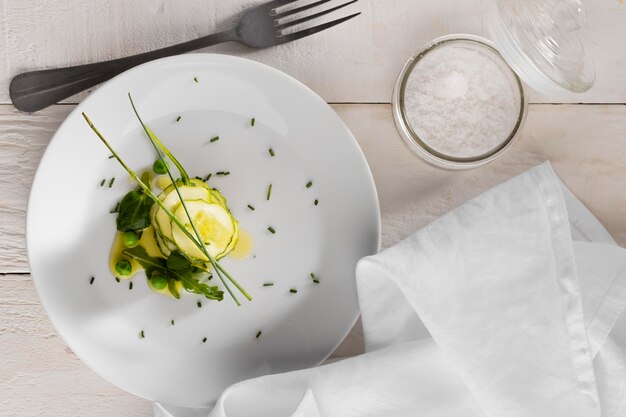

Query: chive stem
left=251, top=118, right=255, bottom=126
left=247, top=204, right=255, bottom=211
left=89, top=276, right=95, bottom=285
left=306, top=181, right=313, bottom=189
left=269, top=148, right=275, bottom=157
left=100, top=179, right=106, bottom=187
left=267, top=226, right=276, bottom=234
left=290, top=288, right=298, bottom=294
left=176, top=116, right=181, bottom=122
left=263, top=282, right=274, bottom=287
left=256, top=331, right=262, bottom=339
left=109, top=177, right=116, bottom=188
left=202, top=337, right=207, bottom=343
left=266, top=184, right=272, bottom=201
left=210, top=136, right=220, bottom=143
left=140, top=330, right=145, bottom=338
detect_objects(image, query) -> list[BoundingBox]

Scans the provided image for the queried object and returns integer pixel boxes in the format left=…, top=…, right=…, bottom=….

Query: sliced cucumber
left=171, top=200, right=237, bottom=261
left=153, top=183, right=211, bottom=241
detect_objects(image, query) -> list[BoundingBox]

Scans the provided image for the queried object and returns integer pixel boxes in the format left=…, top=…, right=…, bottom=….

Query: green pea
left=122, top=231, right=139, bottom=248
left=152, top=159, right=169, bottom=175
left=149, top=272, right=168, bottom=290
left=115, top=259, right=132, bottom=276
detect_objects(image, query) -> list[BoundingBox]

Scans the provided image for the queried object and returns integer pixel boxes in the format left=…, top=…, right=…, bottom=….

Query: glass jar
left=392, top=0, right=594, bottom=170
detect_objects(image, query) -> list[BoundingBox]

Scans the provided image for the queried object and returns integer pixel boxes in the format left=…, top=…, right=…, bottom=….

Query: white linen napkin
left=156, top=162, right=626, bottom=417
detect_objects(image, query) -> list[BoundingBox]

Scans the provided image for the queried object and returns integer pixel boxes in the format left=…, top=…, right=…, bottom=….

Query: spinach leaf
left=116, top=189, right=154, bottom=231
left=178, top=273, right=224, bottom=301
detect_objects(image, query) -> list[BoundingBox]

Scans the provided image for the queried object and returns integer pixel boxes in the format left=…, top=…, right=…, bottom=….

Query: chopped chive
left=267, top=184, right=272, bottom=201
left=210, top=136, right=220, bottom=143
left=129, top=281, right=133, bottom=290
left=314, top=199, right=319, bottom=206
left=202, top=337, right=207, bottom=343
left=89, top=276, right=95, bottom=285
left=216, top=171, right=230, bottom=176
left=251, top=117, right=255, bottom=126
left=197, top=301, right=202, bottom=308
left=176, top=116, right=181, bottom=122
left=115, top=277, right=120, bottom=283
left=313, top=279, right=320, bottom=284
left=171, top=319, right=175, bottom=326
left=306, top=181, right=313, bottom=189
left=263, top=282, right=274, bottom=287
left=108, top=177, right=116, bottom=188
left=194, top=176, right=203, bottom=181
left=100, top=179, right=106, bottom=187
left=256, top=331, right=262, bottom=339
left=269, top=148, right=275, bottom=157
left=109, top=202, right=120, bottom=213
left=140, top=330, right=145, bottom=338
left=247, top=204, right=255, bottom=211
left=203, top=173, right=212, bottom=182
left=108, top=154, right=115, bottom=159
left=290, top=288, right=298, bottom=294
left=267, top=226, right=276, bottom=234
left=194, top=76, right=198, bottom=83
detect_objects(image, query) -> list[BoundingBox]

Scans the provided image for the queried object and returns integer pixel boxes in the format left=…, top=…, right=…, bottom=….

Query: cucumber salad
left=83, top=94, right=251, bottom=305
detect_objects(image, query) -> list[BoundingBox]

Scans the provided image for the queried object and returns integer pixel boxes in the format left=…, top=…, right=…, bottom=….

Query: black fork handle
left=10, top=29, right=235, bottom=113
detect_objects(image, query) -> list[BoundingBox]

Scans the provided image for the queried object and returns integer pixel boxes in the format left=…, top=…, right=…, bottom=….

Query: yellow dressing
left=229, top=229, right=254, bottom=260
left=156, top=175, right=172, bottom=190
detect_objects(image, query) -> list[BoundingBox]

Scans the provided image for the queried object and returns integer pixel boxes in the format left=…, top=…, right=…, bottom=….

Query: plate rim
left=26, top=53, right=381, bottom=403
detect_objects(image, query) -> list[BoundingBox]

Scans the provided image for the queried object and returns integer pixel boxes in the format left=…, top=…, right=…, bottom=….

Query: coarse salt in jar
left=392, top=0, right=595, bottom=169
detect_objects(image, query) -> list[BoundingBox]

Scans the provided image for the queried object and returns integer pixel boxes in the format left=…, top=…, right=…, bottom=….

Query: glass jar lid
left=488, top=0, right=595, bottom=95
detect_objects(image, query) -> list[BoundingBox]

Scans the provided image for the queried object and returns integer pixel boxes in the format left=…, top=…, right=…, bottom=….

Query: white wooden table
left=1, top=1, right=625, bottom=415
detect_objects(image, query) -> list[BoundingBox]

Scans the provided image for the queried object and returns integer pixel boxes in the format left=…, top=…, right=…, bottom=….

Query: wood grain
left=1, top=0, right=625, bottom=105
left=1, top=103, right=626, bottom=415
left=2, top=103, right=626, bottom=274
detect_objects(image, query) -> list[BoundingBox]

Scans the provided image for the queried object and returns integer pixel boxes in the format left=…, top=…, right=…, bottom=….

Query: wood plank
left=1, top=0, right=625, bottom=105
left=0, top=273, right=152, bottom=415
left=2, top=103, right=626, bottom=273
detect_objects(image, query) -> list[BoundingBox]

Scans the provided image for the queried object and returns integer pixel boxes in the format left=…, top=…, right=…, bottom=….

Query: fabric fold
left=158, top=162, right=626, bottom=417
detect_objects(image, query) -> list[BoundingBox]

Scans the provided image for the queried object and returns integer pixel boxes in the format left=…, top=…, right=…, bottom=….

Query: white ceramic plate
left=27, top=54, right=380, bottom=407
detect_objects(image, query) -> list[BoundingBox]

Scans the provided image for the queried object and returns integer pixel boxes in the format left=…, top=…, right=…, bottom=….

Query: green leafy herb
left=266, top=184, right=272, bottom=201
left=268, top=226, right=276, bottom=234
left=166, top=250, right=192, bottom=270
left=115, top=189, right=154, bottom=231
left=210, top=136, right=220, bottom=143
left=306, top=181, right=313, bottom=189
left=168, top=278, right=180, bottom=299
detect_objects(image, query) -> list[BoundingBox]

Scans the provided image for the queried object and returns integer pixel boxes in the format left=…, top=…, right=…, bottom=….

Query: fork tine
left=265, top=0, right=300, bottom=11
left=276, top=0, right=358, bottom=30
left=278, top=12, right=361, bottom=43
left=273, top=0, right=332, bottom=18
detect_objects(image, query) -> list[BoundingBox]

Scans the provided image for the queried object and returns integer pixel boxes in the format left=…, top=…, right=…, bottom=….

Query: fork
left=10, top=0, right=360, bottom=112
